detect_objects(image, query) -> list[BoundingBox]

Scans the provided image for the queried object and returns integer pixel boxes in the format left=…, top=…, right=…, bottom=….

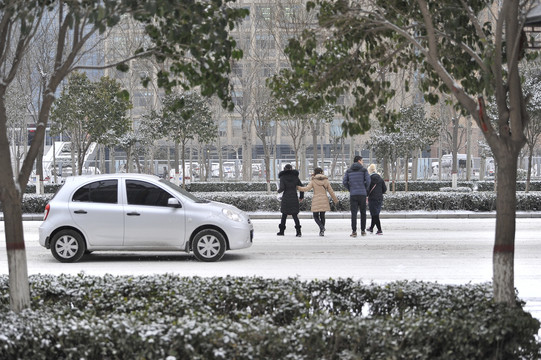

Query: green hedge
left=196, top=191, right=541, bottom=212
left=5, top=191, right=541, bottom=214
left=21, top=180, right=541, bottom=194
left=24, top=184, right=63, bottom=194
left=0, top=275, right=538, bottom=359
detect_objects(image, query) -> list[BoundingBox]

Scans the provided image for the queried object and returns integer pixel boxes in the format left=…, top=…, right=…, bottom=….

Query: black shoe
left=367, top=227, right=373, bottom=233
left=319, top=230, right=324, bottom=236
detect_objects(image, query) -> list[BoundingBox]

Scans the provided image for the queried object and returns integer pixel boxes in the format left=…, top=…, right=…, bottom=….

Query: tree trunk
left=404, top=157, right=409, bottom=192
left=241, top=117, right=251, bottom=181
left=466, top=117, right=472, bottom=181
left=320, top=122, right=325, bottom=170
left=451, top=117, right=458, bottom=187
left=480, top=157, right=486, bottom=181
left=263, top=141, right=272, bottom=193
left=110, top=146, right=116, bottom=174
left=181, top=141, right=186, bottom=188
left=526, top=146, right=533, bottom=193
left=174, top=141, right=180, bottom=184
left=493, top=152, right=517, bottom=305
left=36, top=139, right=45, bottom=193
left=3, top=189, right=31, bottom=312
left=70, top=137, right=76, bottom=176
left=312, top=122, right=318, bottom=167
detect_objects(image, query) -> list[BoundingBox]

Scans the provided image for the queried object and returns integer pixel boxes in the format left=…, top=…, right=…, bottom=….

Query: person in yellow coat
left=297, top=167, right=339, bottom=236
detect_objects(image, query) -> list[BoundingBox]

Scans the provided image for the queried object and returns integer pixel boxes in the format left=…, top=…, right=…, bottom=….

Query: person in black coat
left=367, top=164, right=387, bottom=235
left=277, top=164, right=304, bottom=237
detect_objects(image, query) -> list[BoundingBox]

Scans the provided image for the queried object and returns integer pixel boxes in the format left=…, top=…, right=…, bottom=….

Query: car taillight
left=43, top=203, right=50, bottom=221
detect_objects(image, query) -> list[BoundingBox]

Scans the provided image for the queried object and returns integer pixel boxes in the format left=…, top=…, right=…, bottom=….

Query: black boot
left=319, top=225, right=325, bottom=237
left=277, top=224, right=285, bottom=236
left=295, top=225, right=302, bottom=237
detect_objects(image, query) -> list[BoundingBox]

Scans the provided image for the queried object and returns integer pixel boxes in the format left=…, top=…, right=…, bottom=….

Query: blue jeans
left=349, top=195, right=367, bottom=232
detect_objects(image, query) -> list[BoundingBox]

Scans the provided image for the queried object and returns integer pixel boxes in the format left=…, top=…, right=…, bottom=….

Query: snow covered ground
left=1, top=214, right=540, bottom=325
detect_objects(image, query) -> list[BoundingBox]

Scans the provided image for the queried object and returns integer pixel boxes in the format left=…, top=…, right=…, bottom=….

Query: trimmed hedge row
left=23, top=180, right=541, bottom=194
left=6, top=191, right=541, bottom=214
left=198, top=191, right=541, bottom=212
left=0, top=275, right=538, bottom=359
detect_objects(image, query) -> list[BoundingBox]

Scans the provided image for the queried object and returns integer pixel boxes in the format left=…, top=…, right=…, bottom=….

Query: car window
left=72, top=180, right=118, bottom=204
left=126, top=180, right=174, bottom=207
left=159, top=178, right=209, bottom=203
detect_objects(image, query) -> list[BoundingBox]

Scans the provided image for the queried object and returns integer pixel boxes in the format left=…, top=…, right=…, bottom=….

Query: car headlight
left=222, top=208, right=242, bottom=222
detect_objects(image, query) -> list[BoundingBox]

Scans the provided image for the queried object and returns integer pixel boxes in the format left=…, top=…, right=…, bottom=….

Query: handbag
left=367, top=183, right=376, bottom=204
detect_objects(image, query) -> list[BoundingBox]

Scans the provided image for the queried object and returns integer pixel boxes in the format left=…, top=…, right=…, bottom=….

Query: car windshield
left=158, top=179, right=209, bottom=203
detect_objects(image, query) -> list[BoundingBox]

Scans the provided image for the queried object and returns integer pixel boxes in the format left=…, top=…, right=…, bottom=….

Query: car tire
left=51, top=230, right=86, bottom=263
left=192, top=229, right=226, bottom=262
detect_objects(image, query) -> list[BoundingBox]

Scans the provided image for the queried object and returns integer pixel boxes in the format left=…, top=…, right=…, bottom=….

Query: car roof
left=53, top=174, right=162, bottom=200
left=63, top=173, right=160, bottom=186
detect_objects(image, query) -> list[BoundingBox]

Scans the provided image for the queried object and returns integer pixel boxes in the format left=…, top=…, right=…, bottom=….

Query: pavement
left=1, top=212, right=540, bottom=331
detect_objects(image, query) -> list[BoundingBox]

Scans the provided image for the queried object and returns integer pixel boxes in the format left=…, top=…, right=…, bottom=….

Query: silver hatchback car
left=39, top=174, right=253, bottom=262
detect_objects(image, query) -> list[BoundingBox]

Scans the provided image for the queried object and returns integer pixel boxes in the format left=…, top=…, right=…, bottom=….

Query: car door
left=68, top=179, right=124, bottom=246
left=122, top=179, right=186, bottom=248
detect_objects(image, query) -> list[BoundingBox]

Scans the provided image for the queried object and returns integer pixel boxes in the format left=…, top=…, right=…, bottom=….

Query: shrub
left=0, top=275, right=538, bottom=359
left=440, top=187, right=472, bottom=192
left=9, top=191, right=541, bottom=214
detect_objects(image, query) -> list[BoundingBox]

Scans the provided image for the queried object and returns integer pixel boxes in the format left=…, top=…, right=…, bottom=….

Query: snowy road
left=1, top=218, right=540, bottom=321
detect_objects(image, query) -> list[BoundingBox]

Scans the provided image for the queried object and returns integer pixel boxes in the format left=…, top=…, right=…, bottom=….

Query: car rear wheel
left=51, top=230, right=86, bottom=263
left=192, top=229, right=226, bottom=262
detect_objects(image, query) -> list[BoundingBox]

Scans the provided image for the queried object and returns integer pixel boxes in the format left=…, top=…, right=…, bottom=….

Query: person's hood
left=312, top=174, right=328, bottom=185
left=348, top=162, right=363, bottom=172
left=278, top=169, right=300, bottom=178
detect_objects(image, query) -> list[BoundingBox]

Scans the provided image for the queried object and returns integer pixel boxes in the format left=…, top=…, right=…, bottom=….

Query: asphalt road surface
left=1, top=218, right=540, bottom=322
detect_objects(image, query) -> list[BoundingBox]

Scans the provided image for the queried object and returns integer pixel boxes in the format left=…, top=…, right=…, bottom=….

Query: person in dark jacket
left=342, top=156, right=371, bottom=237
left=277, top=164, right=304, bottom=237
left=367, top=164, right=387, bottom=235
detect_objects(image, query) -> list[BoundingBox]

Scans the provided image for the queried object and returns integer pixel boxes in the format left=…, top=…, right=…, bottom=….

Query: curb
left=248, top=212, right=541, bottom=219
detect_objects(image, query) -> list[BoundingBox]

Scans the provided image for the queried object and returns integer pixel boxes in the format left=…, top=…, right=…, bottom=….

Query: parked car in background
left=39, top=174, right=253, bottom=263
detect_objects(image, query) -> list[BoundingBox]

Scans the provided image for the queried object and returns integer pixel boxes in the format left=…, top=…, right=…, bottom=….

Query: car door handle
left=73, top=210, right=87, bottom=214
left=127, top=212, right=140, bottom=216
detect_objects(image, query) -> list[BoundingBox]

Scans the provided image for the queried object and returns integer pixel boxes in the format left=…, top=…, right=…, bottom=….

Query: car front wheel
left=192, top=229, right=226, bottom=262
left=51, top=230, right=86, bottom=263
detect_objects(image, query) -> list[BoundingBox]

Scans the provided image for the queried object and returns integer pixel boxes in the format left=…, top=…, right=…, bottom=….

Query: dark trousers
left=280, top=213, right=300, bottom=228
left=368, top=199, right=383, bottom=232
left=312, top=211, right=326, bottom=230
left=350, top=195, right=367, bottom=232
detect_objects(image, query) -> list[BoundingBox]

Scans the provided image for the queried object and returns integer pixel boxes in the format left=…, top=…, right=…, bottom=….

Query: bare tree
left=0, top=0, right=247, bottom=312
left=253, top=89, right=279, bottom=192
left=521, top=65, right=541, bottom=192
left=270, top=0, right=537, bottom=304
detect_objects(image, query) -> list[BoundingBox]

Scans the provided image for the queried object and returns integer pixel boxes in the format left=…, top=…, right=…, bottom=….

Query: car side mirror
left=167, top=198, right=182, bottom=208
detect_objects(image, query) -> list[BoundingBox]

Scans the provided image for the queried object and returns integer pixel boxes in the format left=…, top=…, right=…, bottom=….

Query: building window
left=232, top=63, right=243, bottom=77
left=256, top=6, right=272, bottom=22
left=232, top=119, right=242, bottom=132
left=261, top=63, right=274, bottom=77
left=232, top=91, right=243, bottom=107
left=256, top=34, right=276, bottom=51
